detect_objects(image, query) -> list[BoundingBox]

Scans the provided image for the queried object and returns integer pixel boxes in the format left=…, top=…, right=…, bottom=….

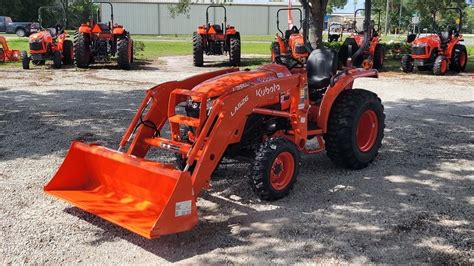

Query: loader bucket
left=44, top=142, right=198, bottom=239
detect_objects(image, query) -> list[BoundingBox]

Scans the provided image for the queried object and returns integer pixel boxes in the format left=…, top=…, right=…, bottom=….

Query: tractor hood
left=412, top=34, right=440, bottom=46
left=192, top=64, right=291, bottom=98
left=29, top=30, right=52, bottom=43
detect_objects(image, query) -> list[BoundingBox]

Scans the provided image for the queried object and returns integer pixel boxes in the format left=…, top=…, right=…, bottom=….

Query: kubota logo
left=256, top=83, right=281, bottom=97
left=231, top=95, right=249, bottom=117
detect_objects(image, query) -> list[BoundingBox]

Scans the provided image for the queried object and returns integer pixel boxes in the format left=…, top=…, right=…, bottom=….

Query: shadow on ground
left=1, top=87, right=472, bottom=263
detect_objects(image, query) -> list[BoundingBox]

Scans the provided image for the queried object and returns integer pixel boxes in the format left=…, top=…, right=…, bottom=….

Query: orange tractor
left=0, top=35, right=20, bottom=63
left=271, top=7, right=310, bottom=64
left=401, top=8, right=467, bottom=75
left=338, top=8, right=385, bottom=70
left=21, top=6, right=73, bottom=69
left=74, top=1, right=133, bottom=69
left=193, top=4, right=240, bottom=67
left=45, top=0, right=384, bottom=239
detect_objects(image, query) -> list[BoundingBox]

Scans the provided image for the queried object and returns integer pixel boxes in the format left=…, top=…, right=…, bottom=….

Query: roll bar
left=276, top=8, right=303, bottom=36
left=38, top=6, right=67, bottom=31
left=94, top=1, right=114, bottom=26
left=433, top=7, right=463, bottom=33
left=206, top=5, right=227, bottom=29
left=352, top=0, right=372, bottom=63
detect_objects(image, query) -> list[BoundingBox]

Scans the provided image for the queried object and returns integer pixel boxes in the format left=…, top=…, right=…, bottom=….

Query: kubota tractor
left=401, top=8, right=467, bottom=75
left=0, top=35, right=20, bottom=63
left=21, top=6, right=73, bottom=69
left=74, top=1, right=133, bottom=70
left=271, top=7, right=310, bottom=64
left=338, top=8, right=385, bottom=70
left=193, top=4, right=241, bottom=67
left=45, top=0, right=385, bottom=239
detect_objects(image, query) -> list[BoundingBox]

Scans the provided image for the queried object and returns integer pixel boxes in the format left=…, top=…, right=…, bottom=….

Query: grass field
left=1, top=33, right=473, bottom=72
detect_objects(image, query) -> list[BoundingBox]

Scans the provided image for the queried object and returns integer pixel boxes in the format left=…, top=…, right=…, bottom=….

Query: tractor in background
left=74, top=1, right=133, bottom=70
left=338, top=8, right=385, bottom=70
left=192, top=4, right=241, bottom=67
left=271, top=7, right=310, bottom=64
left=0, top=35, right=20, bottom=62
left=401, top=7, right=467, bottom=75
left=21, top=6, right=73, bottom=69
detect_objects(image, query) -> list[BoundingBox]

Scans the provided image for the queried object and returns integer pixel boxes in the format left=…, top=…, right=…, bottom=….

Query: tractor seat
left=439, top=31, right=451, bottom=44
left=212, top=24, right=223, bottom=33
left=284, top=26, right=299, bottom=40
left=97, top=23, right=111, bottom=33
left=47, top=28, right=57, bottom=38
left=307, top=48, right=338, bottom=91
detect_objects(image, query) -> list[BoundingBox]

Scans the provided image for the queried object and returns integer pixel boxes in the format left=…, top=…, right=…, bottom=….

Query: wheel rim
left=270, top=152, right=295, bottom=191
left=356, top=109, right=379, bottom=152
left=441, top=59, right=447, bottom=73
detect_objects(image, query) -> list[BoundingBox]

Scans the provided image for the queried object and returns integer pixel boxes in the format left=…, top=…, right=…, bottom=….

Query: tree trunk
left=306, top=0, right=329, bottom=49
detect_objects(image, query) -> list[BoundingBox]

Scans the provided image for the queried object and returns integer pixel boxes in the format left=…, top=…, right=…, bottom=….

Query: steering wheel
left=274, top=55, right=303, bottom=70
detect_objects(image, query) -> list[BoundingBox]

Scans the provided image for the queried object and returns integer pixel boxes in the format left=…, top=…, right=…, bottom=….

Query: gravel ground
left=1, top=56, right=473, bottom=264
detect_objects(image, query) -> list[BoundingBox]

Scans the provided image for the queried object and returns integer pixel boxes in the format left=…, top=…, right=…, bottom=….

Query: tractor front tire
left=271, top=41, right=281, bottom=62
left=53, top=51, right=62, bottom=69
left=250, top=137, right=300, bottom=201
left=373, top=44, right=385, bottom=69
left=117, top=35, right=132, bottom=70
left=21, top=51, right=30, bottom=69
left=433, top=55, right=448, bottom=76
left=451, top=44, right=467, bottom=73
left=401, top=54, right=414, bottom=73
left=325, top=89, right=385, bottom=170
left=32, top=60, right=45, bottom=66
left=62, top=40, right=73, bottom=65
left=229, top=36, right=241, bottom=66
left=192, top=32, right=204, bottom=67
left=74, top=32, right=90, bottom=68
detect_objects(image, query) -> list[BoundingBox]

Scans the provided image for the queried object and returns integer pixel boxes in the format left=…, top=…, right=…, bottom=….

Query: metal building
left=101, top=0, right=303, bottom=35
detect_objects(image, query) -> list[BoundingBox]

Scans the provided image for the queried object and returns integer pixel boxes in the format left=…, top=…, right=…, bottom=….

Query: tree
left=300, top=0, right=347, bottom=48
left=0, top=0, right=56, bottom=21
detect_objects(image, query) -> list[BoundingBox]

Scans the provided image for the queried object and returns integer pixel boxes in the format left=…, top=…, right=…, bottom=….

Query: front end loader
left=0, top=35, right=20, bottom=63
left=45, top=0, right=385, bottom=239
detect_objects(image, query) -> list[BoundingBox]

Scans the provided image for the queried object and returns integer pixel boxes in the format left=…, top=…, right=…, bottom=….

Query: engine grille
left=411, top=46, right=426, bottom=56
left=29, top=42, right=43, bottom=51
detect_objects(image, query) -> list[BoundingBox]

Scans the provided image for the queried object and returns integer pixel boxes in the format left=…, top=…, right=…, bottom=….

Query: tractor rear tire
left=433, top=55, right=448, bottom=75
left=401, top=54, right=414, bottom=73
left=451, top=44, right=467, bottom=73
left=373, top=44, right=385, bottom=69
left=192, top=32, right=204, bottom=67
left=62, top=40, right=73, bottom=65
left=21, top=51, right=30, bottom=69
left=74, top=32, right=90, bottom=68
left=229, top=36, right=241, bottom=66
left=250, top=137, right=300, bottom=201
left=53, top=51, right=62, bottom=69
left=0, top=48, right=4, bottom=63
left=117, top=35, right=132, bottom=70
left=324, top=89, right=385, bottom=170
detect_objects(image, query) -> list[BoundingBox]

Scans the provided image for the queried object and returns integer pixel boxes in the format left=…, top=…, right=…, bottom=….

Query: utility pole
left=384, top=0, right=390, bottom=35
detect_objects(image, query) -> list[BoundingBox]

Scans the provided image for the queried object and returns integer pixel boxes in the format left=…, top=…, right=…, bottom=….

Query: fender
left=317, top=68, right=378, bottom=132
left=78, top=25, right=91, bottom=34
left=113, top=27, right=125, bottom=35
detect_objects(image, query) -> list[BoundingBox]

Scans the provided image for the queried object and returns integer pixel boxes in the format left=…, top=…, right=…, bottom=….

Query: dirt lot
left=1, top=56, right=473, bottom=264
